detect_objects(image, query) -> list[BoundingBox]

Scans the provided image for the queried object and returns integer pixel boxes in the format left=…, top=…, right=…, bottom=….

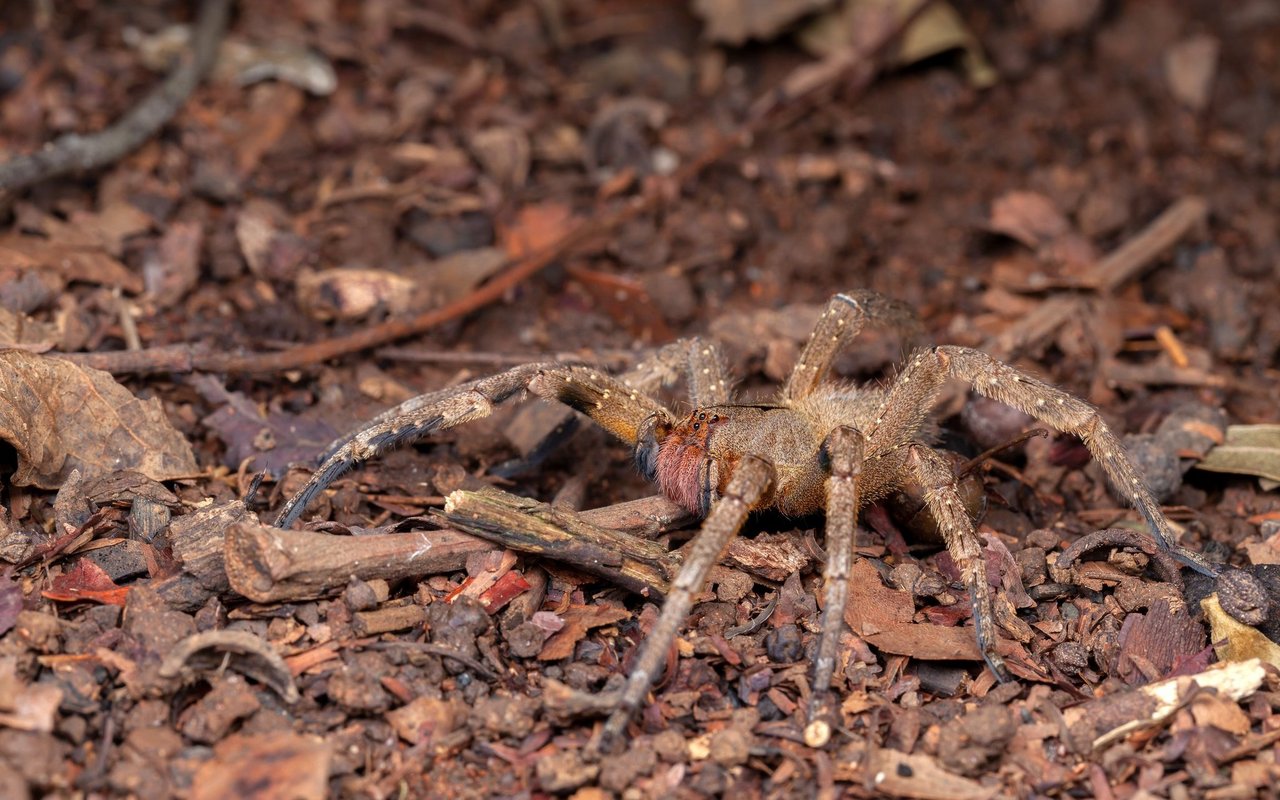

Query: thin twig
left=365, top=641, right=499, bottom=681
left=59, top=0, right=936, bottom=377
left=0, top=0, right=232, bottom=192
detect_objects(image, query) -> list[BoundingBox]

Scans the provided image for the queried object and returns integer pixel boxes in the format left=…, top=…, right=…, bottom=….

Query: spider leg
left=595, top=455, right=775, bottom=752
left=903, top=443, right=1009, bottom=681
left=495, top=337, right=733, bottom=478
left=867, top=345, right=1220, bottom=577
left=805, top=425, right=864, bottom=748
left=784, top=290, right=921, bottom=402
left=275, top=363, right=671, bottom=528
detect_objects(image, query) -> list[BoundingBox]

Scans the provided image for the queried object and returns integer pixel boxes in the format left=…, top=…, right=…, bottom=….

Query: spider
left=275, top=290, right=1218, bottom=749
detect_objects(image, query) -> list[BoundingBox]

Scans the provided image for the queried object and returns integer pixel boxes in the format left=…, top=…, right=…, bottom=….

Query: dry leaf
left=43, top=559, right=131, bottom=607
left=693, top=0, right=834, bottom=45
left=501, top=202, right=576, bottom=261
left=0, top=350, right=197, bottom=489
left=799, top=0, right=997, bottom=88
left=191, top=732, right=331, bottom=800
left=0, top=659, right=63, bottom=733
left=294, top=268, right=416, bottom=321
left=0, top=233, right=143, bottom=293
left=1201, top=594, right=1280, bottom=669
left=537, top=604, right=631, bottom=661
left=0, top=307, right=57, bottom=351
left=1165, top=34, right=1219, bottom=112
left=1195, top=425, right=1280, bottom=484
left=988, top=191, right=1071, bottom=248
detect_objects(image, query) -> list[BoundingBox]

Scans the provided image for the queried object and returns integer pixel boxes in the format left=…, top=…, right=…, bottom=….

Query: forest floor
left=1, top=1, right=1279, bottom=798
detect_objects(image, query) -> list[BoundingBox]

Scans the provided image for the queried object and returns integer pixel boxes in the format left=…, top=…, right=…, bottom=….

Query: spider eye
left=692, top=422, right=700, bottom=430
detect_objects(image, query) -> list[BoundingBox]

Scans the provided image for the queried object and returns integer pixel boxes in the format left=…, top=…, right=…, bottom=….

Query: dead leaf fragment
left=1165, top=34, right=1220, bottom=112
left=0, top=659, right=63, bottom=733
left=0, top=234, right=143, bottom=293
left=799, top=1, right=997, bottom=88
left=191, top=731, right=330, bottom=800
left=0, top=307, right=57, bottom=351
left=988, top=191, right=1070, bottom=249
left=0, top=351, right=197, bottom=489
left=1195, top=425, right=1280, bottom=483
left=43, top=559, right=131, bottom=607
left=295, top=268, right=416, bottom=321
left=1202, top=594, right=1280, bottom=669
left=866, top=747, right=998, bottom=800
left=537, top=604, right=631, bottom=661
left=693, top=0, right=834, bottom=45
left=501, top=202, right=576, bottom=261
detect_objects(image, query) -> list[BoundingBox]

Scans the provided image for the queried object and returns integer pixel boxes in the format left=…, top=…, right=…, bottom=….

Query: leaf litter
left=0, top=1, right=1278, bottom=798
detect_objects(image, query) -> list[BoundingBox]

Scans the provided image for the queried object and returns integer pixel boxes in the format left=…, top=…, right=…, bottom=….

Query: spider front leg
left=594, top=455, right=775, bottom=753
left=804, top=425, right=864, bottom=748
left=275, top=363, right=670, bottom=528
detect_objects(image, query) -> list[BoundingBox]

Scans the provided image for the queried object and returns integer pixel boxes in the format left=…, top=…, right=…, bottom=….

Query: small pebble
left=1217, top=568, right=1270, bottom=627
left=764, top=623, right=805, bottom=663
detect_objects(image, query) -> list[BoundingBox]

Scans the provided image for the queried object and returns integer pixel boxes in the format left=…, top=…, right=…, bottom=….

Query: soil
left=1, top=1, right=1279, bottom=798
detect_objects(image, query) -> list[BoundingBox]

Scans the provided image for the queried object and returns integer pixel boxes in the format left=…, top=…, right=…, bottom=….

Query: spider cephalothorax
left=275, top=290, right=1219, bottom=750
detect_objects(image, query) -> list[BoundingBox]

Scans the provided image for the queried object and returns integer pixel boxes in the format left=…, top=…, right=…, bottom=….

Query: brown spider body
left=651, top=390, right=899, bottom=518
left=275, top=290, right=1220, bottom=753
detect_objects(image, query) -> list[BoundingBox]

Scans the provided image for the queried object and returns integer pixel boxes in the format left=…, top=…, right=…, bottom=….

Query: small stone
left=534, top=750, right=599, bottom=793
left=652, top=728, right=687, bottom=762
left=1217, top=569, right=1270, bottom=627
left=1051, top=641, right=1089, bottom=675
left=1118, top=433, right=1181, bottom=502
left=709, top=727, right=752, bottom=767
left=764, top=624, right=804, bottom=663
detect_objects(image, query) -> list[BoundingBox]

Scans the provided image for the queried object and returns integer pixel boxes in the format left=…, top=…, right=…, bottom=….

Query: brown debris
left=0, top=1, right=1277, bottom=796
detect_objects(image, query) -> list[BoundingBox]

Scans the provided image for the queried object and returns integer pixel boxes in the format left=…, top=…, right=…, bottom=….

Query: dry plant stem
left=985, top=197, right=1209, bottom=359
left=0, top=0, right=232, bottom=192
left=441, top=487, right=680, bottom=598
left=60, top=0, right=932, bottom=378
left=223, top=520, right=494, bottom=603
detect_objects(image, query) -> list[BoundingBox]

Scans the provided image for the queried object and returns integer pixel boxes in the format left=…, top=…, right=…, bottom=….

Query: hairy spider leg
left=594, top=455, right=775, bottom=753
left=869, top=345, right=1220, bottom=578
left=274, top=363, right=670, bottom=528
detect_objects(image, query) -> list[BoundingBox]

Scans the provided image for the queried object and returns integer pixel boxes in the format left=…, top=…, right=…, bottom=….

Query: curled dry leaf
left=1194, top=425, right=1280, bottom=485
left=294, top=268, right=416, bottom=322
left=693, top=0, right=834, bottom=45
left=160, top=629, right=300, bottom=703
left=1201, top=594, right=1280, bottom=670
left=0, top=307, right=57, bottom=352
left=0, top=351, right=197, bottom=489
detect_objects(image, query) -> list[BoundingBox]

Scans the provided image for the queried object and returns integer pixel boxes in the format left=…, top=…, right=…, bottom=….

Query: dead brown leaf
left=501, top=202, right=576, bottom=261
left=989, top=191, right=1071, bottom=249
left=0, top=233, right=143, bottom=293
left=537, top=604, right=631, bottom=661
left=191, top=731, right=331, bottom=800
left=0, top=307, right=57, bottom=351
left=0, top=350, right=197, bottom=489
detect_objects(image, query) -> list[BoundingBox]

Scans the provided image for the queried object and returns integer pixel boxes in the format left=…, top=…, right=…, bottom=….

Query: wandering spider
left=276, top=290, right=1218, bottom=748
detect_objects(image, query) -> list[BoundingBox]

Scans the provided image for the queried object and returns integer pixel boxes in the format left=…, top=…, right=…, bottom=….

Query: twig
left=223, top=520, right=495, bottom=603
left=59, top=0, right=935, bottom=377
left=0, top=0, right=232, bottom=192
left=365, top=641, right=498, bottom=681
left=440, top=487, right=681, bottom=598
left=984, top=197, right=1209, bottom=359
